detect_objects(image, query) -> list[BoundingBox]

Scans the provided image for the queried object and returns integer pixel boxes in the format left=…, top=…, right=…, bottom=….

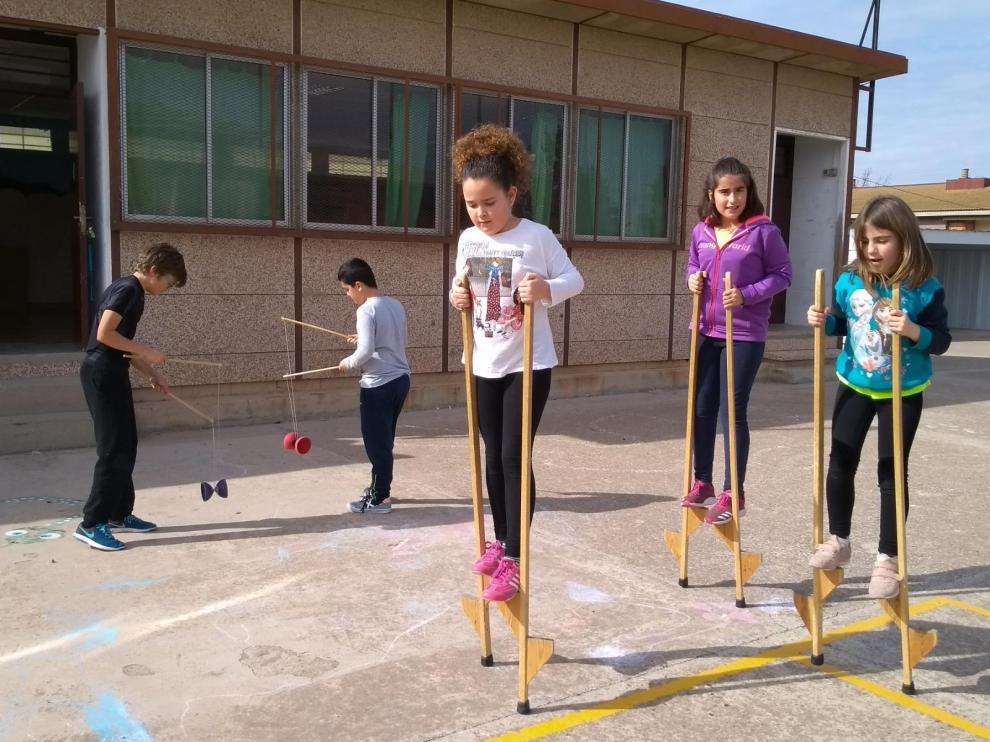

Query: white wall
left=76, top=31, right=112, bottom=298
left=783, top=134, right=846, bottom=321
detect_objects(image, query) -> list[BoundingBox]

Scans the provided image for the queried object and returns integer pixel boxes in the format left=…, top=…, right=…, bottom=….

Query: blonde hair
left=851, top=196, right=934, bottom=293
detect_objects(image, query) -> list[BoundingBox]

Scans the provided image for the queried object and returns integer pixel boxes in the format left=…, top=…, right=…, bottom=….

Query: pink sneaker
left=481, top=558, right=520, bottom=602
left=472, top=541, right=505, bottom=576
left=705, top=490, right=745, bottom=524
left=681, top=480, right=716, bottom=508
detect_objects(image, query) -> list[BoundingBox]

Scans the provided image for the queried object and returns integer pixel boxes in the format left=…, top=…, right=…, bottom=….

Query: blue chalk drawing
left=95, top=579, right=163, bottom=591
left=83, top=693, right=153, bottom=742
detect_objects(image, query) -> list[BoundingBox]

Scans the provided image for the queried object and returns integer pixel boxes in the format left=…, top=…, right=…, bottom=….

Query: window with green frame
left=122, top=46, right=285, bottom=223
left=458, top=92, right=566, bottom=234
left=305, top=71, right=441, bottom=231
left=575, top=109, right=674, bottom=240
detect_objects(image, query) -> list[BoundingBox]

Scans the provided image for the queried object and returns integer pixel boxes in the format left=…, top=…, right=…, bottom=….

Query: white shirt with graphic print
left=453, top=218, right=584, bottom=379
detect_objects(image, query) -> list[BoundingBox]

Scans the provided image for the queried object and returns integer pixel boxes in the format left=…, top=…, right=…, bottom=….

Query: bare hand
left=722, top=287, right=744, bottom=309
left=450, top=273, right=473, bottom=311
left=145, top=349, right=167, bottom=366
left=517, top=272, right=550, bottom=304
left=688, top=271, right=706, bottom=295
left=807, top=305, right=826, bottom=328
left=150, top=374, right=169, bottom=396
left=888, top=310, right=920, bottom=342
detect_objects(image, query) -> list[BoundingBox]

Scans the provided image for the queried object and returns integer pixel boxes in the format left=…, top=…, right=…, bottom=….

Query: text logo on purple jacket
left=686, top=215, right=793, bottom=342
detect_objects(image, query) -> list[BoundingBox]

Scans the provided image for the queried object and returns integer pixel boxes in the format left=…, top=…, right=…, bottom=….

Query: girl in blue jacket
left=807, top=196, right=951, bottom=599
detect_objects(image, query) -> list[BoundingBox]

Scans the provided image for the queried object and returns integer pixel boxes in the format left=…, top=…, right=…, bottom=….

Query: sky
left=670, top=0, right=990, bottom=186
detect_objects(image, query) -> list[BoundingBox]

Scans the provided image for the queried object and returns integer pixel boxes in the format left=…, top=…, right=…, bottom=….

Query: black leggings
left=826, top=384, right=924, bottom=556
left=475, top=369, right=552, bottom=559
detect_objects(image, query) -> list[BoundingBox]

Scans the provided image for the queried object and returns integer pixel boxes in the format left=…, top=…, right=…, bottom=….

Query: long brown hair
left=696, top=156, right=765, bottom=226
left=851, top=196, right=934, bottom=293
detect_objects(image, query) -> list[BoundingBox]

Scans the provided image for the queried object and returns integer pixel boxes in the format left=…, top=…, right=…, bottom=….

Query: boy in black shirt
left=76, top=243, right=187, bottom=551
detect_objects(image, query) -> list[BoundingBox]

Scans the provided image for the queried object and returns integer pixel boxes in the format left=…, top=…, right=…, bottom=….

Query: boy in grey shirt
left=337, top=258, right=411, bottom=513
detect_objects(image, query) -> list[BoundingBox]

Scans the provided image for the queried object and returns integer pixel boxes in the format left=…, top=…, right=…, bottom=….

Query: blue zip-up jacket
left=687, top=216, right=793, bottom=342
left=826, top=271, right=951, bottom=397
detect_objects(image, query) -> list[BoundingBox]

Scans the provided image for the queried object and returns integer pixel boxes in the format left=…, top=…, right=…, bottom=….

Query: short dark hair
left=337, top=258, right=377, bottom=288
left=696, top=156, right=765, bottom=226
left=136, top=242, right=187, bottom=287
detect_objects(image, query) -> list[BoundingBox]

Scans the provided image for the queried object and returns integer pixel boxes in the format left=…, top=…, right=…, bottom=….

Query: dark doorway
left=769, top=134, right=795, bottom=325
left=0, top=27, right=80, bottom=350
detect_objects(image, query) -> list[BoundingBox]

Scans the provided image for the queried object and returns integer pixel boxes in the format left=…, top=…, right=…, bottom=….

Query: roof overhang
left=473, top=0, right=908, bottom=81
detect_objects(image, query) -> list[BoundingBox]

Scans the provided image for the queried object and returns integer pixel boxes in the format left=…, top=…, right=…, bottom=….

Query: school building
left=0, top=0, right=907, bottom=452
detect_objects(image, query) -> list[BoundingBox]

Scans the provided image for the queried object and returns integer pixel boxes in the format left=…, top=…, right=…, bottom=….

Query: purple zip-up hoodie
left=686, top=215, right=793, bottom=342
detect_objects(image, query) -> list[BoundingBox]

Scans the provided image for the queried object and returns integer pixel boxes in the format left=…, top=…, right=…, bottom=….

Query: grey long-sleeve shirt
left=339, top=296, right=411, bottom=388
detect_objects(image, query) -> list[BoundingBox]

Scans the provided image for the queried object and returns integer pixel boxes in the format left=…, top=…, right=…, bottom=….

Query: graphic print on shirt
left=463, top=240, right=524, bottom=339
left=846, top=288, right=911, bottom=379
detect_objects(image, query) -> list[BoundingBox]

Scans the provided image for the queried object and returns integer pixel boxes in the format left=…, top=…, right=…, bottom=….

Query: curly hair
left=135, top=242, right=187, bottom=287
left=452, top=124, right=532, bottom=195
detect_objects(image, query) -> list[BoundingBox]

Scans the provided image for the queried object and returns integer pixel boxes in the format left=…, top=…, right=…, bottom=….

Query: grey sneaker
left=808, top=535, right=851, bottom=570
left=348, top=489, right=392, bottom=514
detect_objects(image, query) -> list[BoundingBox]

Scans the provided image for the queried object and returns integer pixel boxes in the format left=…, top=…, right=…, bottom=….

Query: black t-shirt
left=85, top=275, right=145, bottom=366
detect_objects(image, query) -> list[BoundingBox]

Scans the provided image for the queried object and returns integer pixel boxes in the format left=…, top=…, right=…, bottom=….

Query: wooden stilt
left=457, top=295, right=494, bottom=667
left=662, top=291, right=702, bottom=587
left=719, top=272, right=762, bottom=607
left=884, top=284, right=937, bottom=693
left=514, top=302, right=553, bottom=714
left=793, top=269, right=844, bottom=664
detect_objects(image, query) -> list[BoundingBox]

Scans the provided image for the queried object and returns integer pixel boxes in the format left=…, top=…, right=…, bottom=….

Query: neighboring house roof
left=476, top=0, right=907, bottom=80
left=852, top=183, right=990, bottom=216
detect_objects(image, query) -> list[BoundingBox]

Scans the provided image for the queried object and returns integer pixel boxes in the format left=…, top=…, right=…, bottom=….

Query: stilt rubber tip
left=902, top=682, right=916, bottom=695
left=516, top=700, right=531, bottom=715
left=481, top=654, right=493, bottom=667
left=735, top=598, right=747, bottom=608
left=811, top=654, right=824, bottom=666
left=678, top=578, right=688, bottom=588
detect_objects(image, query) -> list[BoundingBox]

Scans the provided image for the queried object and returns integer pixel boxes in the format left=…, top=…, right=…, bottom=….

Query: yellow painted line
left=940, top=597, right=990, bottom=619
left=489, top=597, right=952, bottom=742
left=798, top=658, right=990, bottom=740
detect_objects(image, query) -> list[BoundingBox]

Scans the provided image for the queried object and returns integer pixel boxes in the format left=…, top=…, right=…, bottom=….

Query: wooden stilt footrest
left=879, top=598, right=938, bottom=669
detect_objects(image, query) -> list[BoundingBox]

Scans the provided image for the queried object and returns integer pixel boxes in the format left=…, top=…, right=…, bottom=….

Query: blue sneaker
left=74, top=524, right=125, bottom=551
left=108, top=514, right=157, bottom=533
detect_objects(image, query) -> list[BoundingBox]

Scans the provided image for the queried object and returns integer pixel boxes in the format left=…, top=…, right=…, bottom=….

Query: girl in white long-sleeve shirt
left=449, top=125, right=584, bottom=602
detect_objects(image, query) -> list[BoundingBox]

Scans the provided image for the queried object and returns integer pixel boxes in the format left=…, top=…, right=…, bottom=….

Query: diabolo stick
left=280, top=316, right=352, bottom=340
left=281, top=365, right=340, bottom=379
left=878, top=283, right=937, bottom=694
left=793, top=269, right=844, bottom=663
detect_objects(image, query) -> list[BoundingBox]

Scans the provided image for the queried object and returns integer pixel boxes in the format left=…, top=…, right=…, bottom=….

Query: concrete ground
left=2, top=336, right=988, bottom=741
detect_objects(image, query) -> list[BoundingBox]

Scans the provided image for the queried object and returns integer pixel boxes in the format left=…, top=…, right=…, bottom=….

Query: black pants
left=693, top=335, right=765, bottom=494
left=476, top=369, right=552, bottom=559
left=826, top=384, right=924, bottom=556
left=360, top=374, right=410, bottom=502
left=80, top=361, right=138, bottom=527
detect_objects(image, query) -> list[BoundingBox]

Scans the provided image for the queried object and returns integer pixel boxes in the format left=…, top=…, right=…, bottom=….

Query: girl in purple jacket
left=681, top=157, right=793, bottom=524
